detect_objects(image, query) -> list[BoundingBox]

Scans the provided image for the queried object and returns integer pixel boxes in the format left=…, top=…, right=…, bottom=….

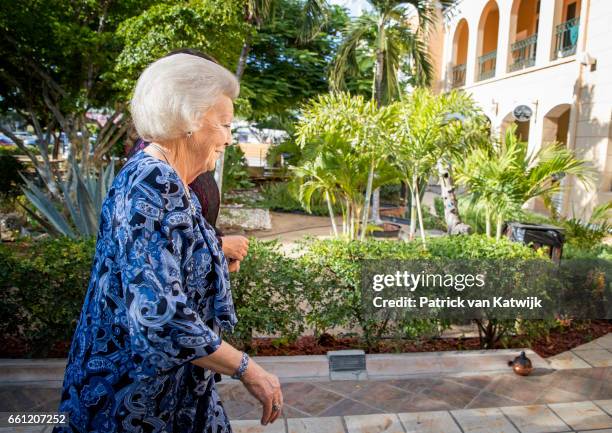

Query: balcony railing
left=477, top=50, right=497, bottom=81
left=554, top=17, right=580, bottom=59
left=509, top=34, right=537, bottom=72
left=451, top=64, right=466, bottom=87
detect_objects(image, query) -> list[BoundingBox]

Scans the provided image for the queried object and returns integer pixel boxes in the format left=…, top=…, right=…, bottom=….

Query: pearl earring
left=187, top=131, right=193, bottom=137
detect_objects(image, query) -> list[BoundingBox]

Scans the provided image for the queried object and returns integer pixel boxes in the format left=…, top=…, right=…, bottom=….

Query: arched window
left=451, top=19, right=469, bottom=87
left=552, top=0, right=581, bottom=59
left=509, top=0, right=540, bottom=71
left=476, top=1, right=500, bottom=81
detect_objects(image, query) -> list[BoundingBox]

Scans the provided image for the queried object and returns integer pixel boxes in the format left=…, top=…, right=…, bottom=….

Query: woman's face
left=192, top=95, right=234, bottom=173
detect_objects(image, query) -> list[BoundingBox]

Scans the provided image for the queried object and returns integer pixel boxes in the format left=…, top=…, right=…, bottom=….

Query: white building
left=432, top=0, right=611, bottom=217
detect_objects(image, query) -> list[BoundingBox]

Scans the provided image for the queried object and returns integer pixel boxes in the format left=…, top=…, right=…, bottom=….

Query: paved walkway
left=1, top=334, right=611, bottom=432
left=219, top=366, right=612, bottom=420
left=230, top=400, right=612, bottom=433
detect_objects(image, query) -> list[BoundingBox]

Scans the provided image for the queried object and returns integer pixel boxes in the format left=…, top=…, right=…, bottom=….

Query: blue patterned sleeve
left=121, top=165, right=221, bottom=376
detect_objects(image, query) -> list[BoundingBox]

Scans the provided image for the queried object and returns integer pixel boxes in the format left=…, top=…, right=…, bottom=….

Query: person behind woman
left=128, top=49, right=249, bottom=271
left=54, top=53, right=282, bottom=433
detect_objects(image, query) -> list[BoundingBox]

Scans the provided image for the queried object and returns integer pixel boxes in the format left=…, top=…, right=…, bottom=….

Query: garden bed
left=1, top=320, right=609, bottom=359
left=241, top=320, right=612, bottom=359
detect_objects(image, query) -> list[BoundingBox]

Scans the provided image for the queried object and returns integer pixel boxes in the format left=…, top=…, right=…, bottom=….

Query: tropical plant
left=330, top=0, right=450, bottom=223
left=295, top=92, right=398, bottom=239
left=385, top=89, right=479, bottom=244
left=455, top=125, right=595, bottom=239
left=563, top=201, right=612, bottom=249
left=436, top=91, right=490, bottom=234
left=20, top=157, right=115, bottom=239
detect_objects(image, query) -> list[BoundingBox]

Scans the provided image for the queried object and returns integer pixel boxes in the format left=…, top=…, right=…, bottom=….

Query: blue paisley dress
left=54, top=150, right=238, bottom=433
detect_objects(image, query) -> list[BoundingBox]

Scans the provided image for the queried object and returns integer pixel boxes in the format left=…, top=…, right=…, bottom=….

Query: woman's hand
left=222, top=235, right=249, bottom=261
left=228, top=260, right=240, bottom=273
left=241, top=362, right=283, bottom=425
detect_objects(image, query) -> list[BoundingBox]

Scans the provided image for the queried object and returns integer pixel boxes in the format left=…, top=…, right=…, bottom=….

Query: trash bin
left=505, top=222, right=565, bottom=263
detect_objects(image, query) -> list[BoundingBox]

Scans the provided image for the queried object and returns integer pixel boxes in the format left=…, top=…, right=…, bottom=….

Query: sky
left=328, top=0, right=372, bottom=17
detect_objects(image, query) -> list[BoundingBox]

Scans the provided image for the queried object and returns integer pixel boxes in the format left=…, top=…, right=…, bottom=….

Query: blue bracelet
left=231, top=352, right=250, bottom=380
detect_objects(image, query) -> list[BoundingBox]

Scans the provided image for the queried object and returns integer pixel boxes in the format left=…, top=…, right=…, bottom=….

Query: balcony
left=553, top=17, right=580, bottom=59
left=477, top=50, right=497, bottom=81
left=509, top=34, right=537, bottom=72
left=451, top=64, right=466, bottom=88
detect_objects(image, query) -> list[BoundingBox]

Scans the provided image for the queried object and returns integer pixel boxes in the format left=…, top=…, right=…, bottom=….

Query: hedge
left=0, top=234, right=569, bottom=356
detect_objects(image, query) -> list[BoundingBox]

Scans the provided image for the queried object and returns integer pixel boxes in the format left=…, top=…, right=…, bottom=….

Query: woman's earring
left=187, top=131, right=193, bottom=138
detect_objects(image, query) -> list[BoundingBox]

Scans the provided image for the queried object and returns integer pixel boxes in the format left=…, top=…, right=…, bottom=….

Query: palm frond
left=298, top=0, right=330, bottom=43
left=330, top=13, right=377, bottom=92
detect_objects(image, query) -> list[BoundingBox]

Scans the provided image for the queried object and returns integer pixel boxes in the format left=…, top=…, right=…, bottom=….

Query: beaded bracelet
left=231, top=352, right=250, bottom=380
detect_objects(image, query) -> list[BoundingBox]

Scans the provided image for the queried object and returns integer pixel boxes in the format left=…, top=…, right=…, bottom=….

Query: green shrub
left=223, top=145, right=254, bottom=193
left=260, top=182, right=339, bottom=216
left=299, top=235, right=540, bottom=348
left=0, top=154, right=24, bottom=198
left=0, top=237, right=95, bottom=357
left=228, top=239, right=309, bottom=350
left=563, top=243, right=612, bottom=260
left=0, top=232, right=570, bottom=357
left=380, top=183, right=402, bottom=205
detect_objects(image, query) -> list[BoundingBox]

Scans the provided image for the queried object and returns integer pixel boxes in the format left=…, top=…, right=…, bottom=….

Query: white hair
left=131, top=53, right=240, bottom=142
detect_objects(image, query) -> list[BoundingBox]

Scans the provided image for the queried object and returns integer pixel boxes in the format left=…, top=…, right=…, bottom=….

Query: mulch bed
left=2, top=320, right=610, bottom=359
left=242, top=320, right=612, bottom=358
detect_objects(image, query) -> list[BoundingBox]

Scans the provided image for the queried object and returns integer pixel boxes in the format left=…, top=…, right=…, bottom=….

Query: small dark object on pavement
left=508, top=351, right=534, bottom=376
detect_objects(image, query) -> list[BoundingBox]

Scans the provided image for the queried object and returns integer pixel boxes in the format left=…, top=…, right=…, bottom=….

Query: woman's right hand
left=228, top=260, right=240, bottom=273
left=222, top=235, right=249, bottom=261
left=241, top=361, right=283, bottom=425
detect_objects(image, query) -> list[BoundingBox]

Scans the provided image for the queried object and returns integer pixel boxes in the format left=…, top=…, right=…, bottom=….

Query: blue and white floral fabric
left=54, top=150, right=238, bottom=433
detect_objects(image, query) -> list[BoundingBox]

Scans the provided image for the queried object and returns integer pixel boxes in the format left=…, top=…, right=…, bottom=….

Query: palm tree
left=295, top=93, right=398, bottom=239
left=330, top=0, right=450, bottom=224
left=388, top=88, right=442, bottom=245
left=455, top=124, right=595, bottom=239
left=436, top=90, right=490, bottom=235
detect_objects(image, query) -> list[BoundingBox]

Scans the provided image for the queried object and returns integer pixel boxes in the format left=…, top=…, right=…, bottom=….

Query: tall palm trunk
left=409, top=182, right=417, bottom=240
left=437, top=160, right=470, bottom=235
left=369, top=27, right=386, bottom=228
left=360, top=159, right=376, bottom=241
left=414, top=174, right=427, bottom=246
left=495, top=214, right=504, bottom=240
left=485, top=207, right=492, bottom=237
left=325, top=191, right=338, bottom=236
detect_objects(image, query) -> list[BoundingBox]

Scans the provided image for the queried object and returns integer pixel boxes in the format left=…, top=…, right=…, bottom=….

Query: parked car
left=0, top=133, right=15, bottom=146
left=13, top=131, right=38, bottom=146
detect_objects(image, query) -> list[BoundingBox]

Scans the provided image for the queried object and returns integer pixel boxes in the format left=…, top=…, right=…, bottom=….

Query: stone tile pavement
left=226, top=400, right=612, bottom=433
left=2, top=334, right=611, bottom=432
left=217, top=367, right=612, bottom=420
left=4, top=400, right=612, bottom=433
left=548, top=333, right=612, bottom=369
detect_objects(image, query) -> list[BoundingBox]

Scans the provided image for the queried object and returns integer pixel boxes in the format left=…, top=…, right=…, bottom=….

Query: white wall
left=439, top=0, right=611, bottom=217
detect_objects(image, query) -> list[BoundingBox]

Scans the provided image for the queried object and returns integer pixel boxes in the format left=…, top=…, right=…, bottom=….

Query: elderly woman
left=54, top=54, right=282, bottom=433
left=127, top=49, right=250, bottom=270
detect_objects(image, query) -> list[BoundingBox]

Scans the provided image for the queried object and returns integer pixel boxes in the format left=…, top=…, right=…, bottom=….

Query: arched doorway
left=509, top=0, right=540, bottom=71
left=476, top=1, right=500, bottom=81
left=541, top=104, right=572, bottom=215
left=451, top=19, right=469, bottom=88
left=501, top=111, right=530, bottom=143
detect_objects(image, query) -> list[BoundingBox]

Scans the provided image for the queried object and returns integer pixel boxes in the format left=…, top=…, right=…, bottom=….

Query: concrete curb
left=0, top=348, right=550, bottom=385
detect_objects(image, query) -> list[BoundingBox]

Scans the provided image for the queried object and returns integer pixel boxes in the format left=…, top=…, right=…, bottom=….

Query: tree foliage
left=455, top=125, right=595, bottom=238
